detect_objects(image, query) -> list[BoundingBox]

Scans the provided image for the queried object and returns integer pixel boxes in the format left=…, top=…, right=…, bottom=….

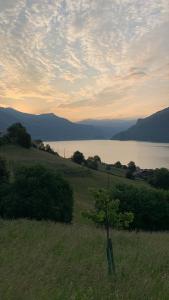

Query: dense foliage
left=6, top=123, right=31, bottom=148
left=83, top=189, right=134, bottom=229
left=85, top=157, right=98, bottom=170
left=111, top=183, right=169, bottom=231
left=0, top=165, right=73, bottom=223
left=148, top=168, right=169, bottom=190
left=126, top=161, right=136, bottom=179
left=71, top=151, right=85, bottom=164
left=0, top=157, right=9, bottom=183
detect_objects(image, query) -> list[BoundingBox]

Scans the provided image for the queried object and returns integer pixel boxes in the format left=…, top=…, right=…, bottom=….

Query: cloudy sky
left=0, top=0, right=169, bottom=120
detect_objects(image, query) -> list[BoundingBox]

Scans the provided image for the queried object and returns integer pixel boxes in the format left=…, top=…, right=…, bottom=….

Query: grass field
left=0, top=145, right=169, bottom=300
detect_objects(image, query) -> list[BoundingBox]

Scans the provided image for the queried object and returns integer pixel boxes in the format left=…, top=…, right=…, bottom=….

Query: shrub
left=113, top=161, right=122, bottom=169
left=126, top=170, right=135, bottom=180
left=0, top=157, right=9, bottom=183
left=72, top=151, right=85, bottom=165
left=86, top=157, right=98, bottom=170
left=0, top=165, right=73, bottom=223
left=128, top=161, right=136, bottom=172
left=111, top=183, right=169, bottom=231
left=148, top=168, right=169, bottom=190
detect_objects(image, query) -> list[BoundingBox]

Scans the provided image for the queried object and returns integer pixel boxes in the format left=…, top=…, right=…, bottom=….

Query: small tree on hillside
left=72, top=151, right=85, bottom=165
left=83, top=189, right=134, bottom=274
left=128, top=161, right=136, bottom=172
left=126, top=161, right=136, bottom=180
left=86, top=157, right=98, bottom=170
left=7, top=123, right=31, bottom=148
left=114, top=161, right=122, bottom=169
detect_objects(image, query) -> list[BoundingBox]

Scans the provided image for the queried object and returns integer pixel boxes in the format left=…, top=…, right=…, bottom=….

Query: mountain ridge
left=112, top=107, right=169, bottom=143
left=0, top=107, right=103, bottom=141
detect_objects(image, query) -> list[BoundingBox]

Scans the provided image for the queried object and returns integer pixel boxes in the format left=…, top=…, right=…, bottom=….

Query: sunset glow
left=0, top=0, right=169, bottom=120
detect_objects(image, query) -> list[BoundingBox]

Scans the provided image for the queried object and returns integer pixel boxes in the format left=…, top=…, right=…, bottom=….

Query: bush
left=7, top=123, right=31, bottom=148
left=72, top=151, right=85, bottom=164
left=148, top=168, right=169, bottom=190
left=126, top=170, right=135, bottom=180
left=86, top=157, right=98, bottom=170
left=113, top=161, right=122, bottom=168
left=0, top=157, right=9, bottom=183
left=128, top=161, right=136, bottom=172
left=111, top=183, right=169, bottom=231
left=0, top=165, right=73, bottom=223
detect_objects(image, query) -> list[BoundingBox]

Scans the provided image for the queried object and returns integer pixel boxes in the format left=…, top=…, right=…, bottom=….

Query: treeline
left=0, top=158, right=73, bottom=223
left=0, top=123, right=58, bottom=156
left=72, top=150, right=169, bottom=190
left=71, top=151, right=101, bottom=170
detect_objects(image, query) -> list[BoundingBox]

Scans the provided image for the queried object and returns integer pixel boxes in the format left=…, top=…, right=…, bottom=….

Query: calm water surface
left=46, top=140, right=169, bottom=169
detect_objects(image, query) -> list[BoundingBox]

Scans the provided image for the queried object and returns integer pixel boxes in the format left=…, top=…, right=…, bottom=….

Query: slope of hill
left=0, top=107, right=103, bottom=141
left=112, top=107, right=169, bottom=142
left=78, top=118, right=136, bottom=138
left=0, top=145, right=169, bottom=300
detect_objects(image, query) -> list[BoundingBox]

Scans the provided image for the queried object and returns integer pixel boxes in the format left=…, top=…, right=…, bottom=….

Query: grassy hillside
left=0, top=145, right=169, bottom=300
left=0, top=145, right=136, bottom=222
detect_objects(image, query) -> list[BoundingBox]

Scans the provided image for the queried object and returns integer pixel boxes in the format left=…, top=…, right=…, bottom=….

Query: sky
left=0, top=0, right=169, bottom=121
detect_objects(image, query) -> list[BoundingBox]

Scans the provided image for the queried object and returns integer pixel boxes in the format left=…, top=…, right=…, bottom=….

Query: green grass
left=0, top=145, right=169, bottom=300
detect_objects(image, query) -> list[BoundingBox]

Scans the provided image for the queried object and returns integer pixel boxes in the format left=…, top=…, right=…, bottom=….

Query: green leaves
left=83, top=188, right=134, bottom=230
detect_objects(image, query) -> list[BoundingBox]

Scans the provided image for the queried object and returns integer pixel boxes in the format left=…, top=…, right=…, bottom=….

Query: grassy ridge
left=0, top=145, right=169, bottom=299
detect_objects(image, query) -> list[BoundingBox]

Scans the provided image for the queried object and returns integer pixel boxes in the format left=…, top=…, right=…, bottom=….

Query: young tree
left=83, top=189, right=134, bottom=274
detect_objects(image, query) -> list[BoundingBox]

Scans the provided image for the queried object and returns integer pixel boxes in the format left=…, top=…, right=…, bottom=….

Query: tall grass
left=0, top=220, right=169, bottom=300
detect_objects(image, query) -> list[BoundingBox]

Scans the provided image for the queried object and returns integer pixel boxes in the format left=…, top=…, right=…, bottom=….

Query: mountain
left=78, top=119, right=136, bottom=138
left=112, top=107, right=169, bottom=143
left=0, top=107, right=103, bottom=141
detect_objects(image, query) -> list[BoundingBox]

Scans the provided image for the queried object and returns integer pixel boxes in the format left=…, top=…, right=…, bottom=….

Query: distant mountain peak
left=112, top=107, right=169, bottom=143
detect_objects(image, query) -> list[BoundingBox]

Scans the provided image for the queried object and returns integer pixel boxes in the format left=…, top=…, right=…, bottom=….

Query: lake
left=45, top=140, right=169, bottom=169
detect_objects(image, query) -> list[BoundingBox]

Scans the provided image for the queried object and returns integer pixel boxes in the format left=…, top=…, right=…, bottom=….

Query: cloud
left=0, top=0, right=168, bottom=120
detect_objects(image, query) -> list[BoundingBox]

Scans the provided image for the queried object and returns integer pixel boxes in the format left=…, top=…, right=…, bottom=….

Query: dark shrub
left=148, top=168, right=169, bottom=190
left=113, top=161, right=122, bottom=168
left=0, top=157, right=9, bottom=183
left=72, top=151, right=85, bottom=164
left=128, top=161, right=136, bottom=172
left=93, top=155, right=101, bottom=163
left=111, top=183, right=169, bottom=231
left=7, top=123, right=31, bottom=148
left=126, top=170, right=135, bottom=180
left=86, top=157, right=98, bottom=170
left=0, top=165, right=73, bottom=223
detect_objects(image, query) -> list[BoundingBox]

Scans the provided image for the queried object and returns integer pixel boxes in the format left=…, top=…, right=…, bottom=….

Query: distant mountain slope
left=77, top=119, right=136, bottom=138
left=112, top=107, right=169, bottom=143
left=0, top=107, right=103, bottom=141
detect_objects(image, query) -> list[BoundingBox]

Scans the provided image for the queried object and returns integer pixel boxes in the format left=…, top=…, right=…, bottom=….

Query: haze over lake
left=46, top=140, right=169, bottom=169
